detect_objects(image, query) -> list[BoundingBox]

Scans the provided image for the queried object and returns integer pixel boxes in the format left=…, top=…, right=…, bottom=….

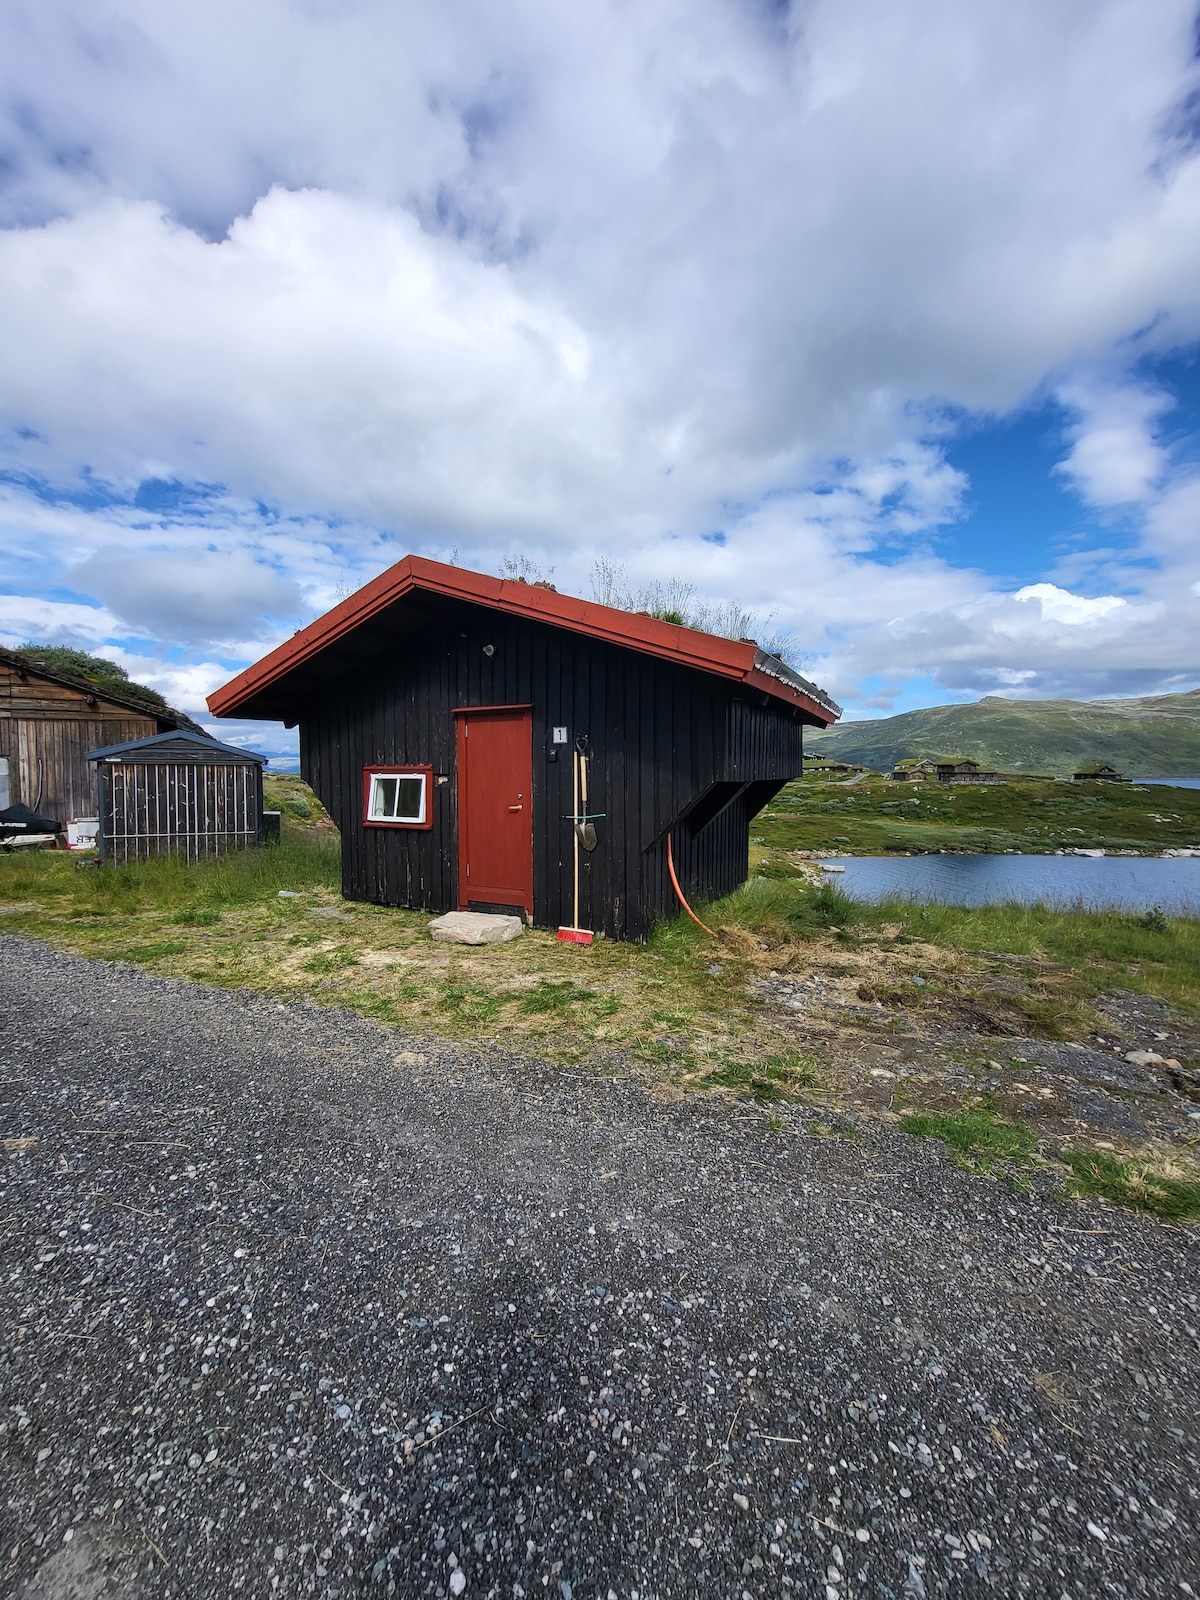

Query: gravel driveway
left=2, top=935, right=1197, bottom=1600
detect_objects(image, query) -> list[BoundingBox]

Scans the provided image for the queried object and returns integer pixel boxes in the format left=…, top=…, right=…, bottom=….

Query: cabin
left=891, top=758, right=937, bottom=781
left=1073, top=764, right=1130, bottom=783
left=208, top=556, right=841, bottom=942
left=0, top=646, right=201, bottom=827
left=87, top=730, right=267, bottom=864
left=934, top=758, right=1004, bottom=786
left=806, top=759, right=862, bottom=776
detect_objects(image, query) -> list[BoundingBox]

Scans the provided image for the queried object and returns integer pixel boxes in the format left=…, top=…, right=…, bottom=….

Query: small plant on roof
left=587, top=558, right=807, bottom=666
left=17, top=644, right=170, bottom=712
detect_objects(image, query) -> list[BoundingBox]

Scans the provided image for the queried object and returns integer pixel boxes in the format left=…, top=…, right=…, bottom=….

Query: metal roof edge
left=85, top=729, right=266, bottom=763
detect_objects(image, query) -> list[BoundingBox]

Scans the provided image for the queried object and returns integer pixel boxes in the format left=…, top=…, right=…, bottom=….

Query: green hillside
left=805, top=689, right=1200, bottom=776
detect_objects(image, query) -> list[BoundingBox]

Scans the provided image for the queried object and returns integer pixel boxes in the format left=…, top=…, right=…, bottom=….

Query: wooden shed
left=0, top=646, right=200, bottom=826
left=87, top=730, right=266, bottom=864
left=208, top=556, right=841, bottom=942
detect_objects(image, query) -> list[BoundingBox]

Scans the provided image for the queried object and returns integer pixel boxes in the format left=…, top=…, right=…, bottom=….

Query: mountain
left=804, top=689, right=1200, bottom=776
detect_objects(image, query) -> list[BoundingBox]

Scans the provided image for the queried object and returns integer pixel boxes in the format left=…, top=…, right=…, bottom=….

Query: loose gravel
left=2, top=935, right=1198, bottom=1599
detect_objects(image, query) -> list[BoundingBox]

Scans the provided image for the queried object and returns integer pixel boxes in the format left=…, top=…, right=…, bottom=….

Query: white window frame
left=364, top=767, right=431, bottom=827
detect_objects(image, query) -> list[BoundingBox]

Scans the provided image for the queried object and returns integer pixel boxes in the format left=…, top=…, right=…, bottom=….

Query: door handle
left=508, top=804, right=523, bottom=812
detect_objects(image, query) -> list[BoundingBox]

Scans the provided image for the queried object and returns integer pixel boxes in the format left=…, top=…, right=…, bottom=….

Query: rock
left=1125, top=1050, right=1168, bottom=1067
left=429, top=912, right=524, bottom=945
left=449, top=1569, right=467, bottom=1596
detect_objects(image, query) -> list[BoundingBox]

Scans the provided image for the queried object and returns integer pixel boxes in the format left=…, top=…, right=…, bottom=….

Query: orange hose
left=666, top=831, right=717, bottom=938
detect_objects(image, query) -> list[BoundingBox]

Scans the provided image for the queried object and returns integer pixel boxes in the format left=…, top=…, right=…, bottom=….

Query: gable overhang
left=207, top=555, right=841, bottom=727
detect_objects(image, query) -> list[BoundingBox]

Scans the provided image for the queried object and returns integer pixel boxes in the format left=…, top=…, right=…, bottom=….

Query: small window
left=363, top=766, right=433, bottom=828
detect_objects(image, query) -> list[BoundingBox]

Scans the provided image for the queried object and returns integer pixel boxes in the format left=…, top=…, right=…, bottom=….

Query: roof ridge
left=208, top=554, right=841, bottom=725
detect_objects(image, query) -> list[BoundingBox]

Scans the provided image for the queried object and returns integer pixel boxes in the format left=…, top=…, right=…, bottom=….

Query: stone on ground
left=429, top=911, right=524, bottom=945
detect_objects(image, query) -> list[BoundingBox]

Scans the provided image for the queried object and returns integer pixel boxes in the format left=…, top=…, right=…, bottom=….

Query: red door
left=456, top=707, right=533, bottom=915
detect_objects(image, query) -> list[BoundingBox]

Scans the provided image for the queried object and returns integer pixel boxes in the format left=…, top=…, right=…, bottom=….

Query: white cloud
left=0, top=595, right=123, bottom=648
left=74, top=544, right=303, bottom=643
left=1054, top=382, right=1171, bottom=506
left=1012, top=583, right=1127, bottom=626
left=0, top=0, right=1199, bottom=711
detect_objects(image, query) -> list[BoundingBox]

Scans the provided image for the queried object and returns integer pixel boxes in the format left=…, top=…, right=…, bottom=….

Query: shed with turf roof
left=207, top=556, right=841, bottom=942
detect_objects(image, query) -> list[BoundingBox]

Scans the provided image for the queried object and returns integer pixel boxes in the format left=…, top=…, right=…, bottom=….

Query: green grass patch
left=0, top=831, right=341, bottom=920
left=1062, top=1149, right=1200, bottom=1223
left=301, top=946, right=361, bottom=974
left=518, top=979, right=599, bottom=1014
left=436, top=982, right=504, bottom=1025
left=899, top=1097, right=1037, bottom=1173
left=108, top=938, right=190, bottom=963
left=703, top=1048, right=818, bottom=1103
left=879, top=898, right=1199, bottom=1014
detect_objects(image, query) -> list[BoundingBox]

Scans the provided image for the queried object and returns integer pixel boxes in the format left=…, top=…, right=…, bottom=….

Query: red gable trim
left=207, top=555, right=839, bottom=723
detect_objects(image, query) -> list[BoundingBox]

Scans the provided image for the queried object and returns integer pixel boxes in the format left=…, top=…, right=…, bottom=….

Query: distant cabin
left=208, top=556, right=841, bottom=942
left=0, top=647, right=201, bottom=826
left=934, top=758, right=1005, bottom=786
left=1073, top=765, right=1130, bottom=783
left=891, top=758, right=937, bottom=781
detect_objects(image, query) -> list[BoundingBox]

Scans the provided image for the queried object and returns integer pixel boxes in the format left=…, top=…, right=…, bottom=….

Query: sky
left=1, top=0, right=1199, bottom=764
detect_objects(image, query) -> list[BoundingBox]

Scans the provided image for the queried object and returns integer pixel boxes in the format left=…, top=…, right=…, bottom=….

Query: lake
left=821, top=853, right=1200, bottom=914
left=1133, top=777, right=1200, bottom=790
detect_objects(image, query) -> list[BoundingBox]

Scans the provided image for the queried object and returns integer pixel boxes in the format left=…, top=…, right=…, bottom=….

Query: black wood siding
left=299, top=597, right=809, bottom=941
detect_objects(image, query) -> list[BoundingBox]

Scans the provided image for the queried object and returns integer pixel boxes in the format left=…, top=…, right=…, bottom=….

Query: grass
left=898, top=1096, right=1038, bottom=1173
left=702, top=1049, right=819, bottom=1103
left=757, top=770, right=1200, bottom=857
left=863, top=897, right=1200, bottom=1014
left=1062, top=1149, right=1200, bottom=1224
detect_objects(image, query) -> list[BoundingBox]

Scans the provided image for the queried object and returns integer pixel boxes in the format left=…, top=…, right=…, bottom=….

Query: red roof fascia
left=207, top=555, right=838, bottom=722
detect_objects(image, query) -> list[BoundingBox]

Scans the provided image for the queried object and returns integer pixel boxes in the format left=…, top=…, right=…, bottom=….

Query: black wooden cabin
left=209, top=557, right=840, bottom=941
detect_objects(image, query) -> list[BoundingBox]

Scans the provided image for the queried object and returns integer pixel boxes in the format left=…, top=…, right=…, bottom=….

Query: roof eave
left=207, top=555, right=842, bottom=723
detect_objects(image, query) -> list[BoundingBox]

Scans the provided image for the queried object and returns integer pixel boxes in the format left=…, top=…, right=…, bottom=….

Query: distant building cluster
left=891, top=757, right=1005, bottom=785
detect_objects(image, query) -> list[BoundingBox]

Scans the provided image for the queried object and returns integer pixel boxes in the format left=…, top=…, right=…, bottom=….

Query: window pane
left=372, top=776, right=398, bottom=818
left=368, top=771, right=425, bottom=822
left=395, top=776, right=424, bottom=821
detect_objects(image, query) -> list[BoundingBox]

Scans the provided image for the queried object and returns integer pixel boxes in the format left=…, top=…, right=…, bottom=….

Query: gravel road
left=1, top=935, right=1197, bottom=1600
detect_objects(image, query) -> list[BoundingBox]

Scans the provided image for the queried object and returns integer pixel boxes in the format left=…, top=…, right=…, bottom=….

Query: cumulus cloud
left=73, top=544, right=303, bottom=643
left=1054, top=382, right=1171, bottom=506
left=0, top=0, right=1199, bottom=713
left=1011, top=583, right=1127, bottom=626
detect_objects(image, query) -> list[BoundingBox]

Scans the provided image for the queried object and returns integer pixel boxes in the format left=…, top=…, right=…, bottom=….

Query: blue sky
left=1, top=0, right=1199, bottom=765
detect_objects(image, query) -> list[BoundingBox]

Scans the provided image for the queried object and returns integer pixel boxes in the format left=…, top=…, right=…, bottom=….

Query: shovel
left=575, top=752, right=597, bottom=851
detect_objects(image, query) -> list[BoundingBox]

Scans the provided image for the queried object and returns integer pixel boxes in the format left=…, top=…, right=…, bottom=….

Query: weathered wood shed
left=87, top=730, right=266, bottom=864
left=0, top=646, right=199, bottom=825
left=208, top=556, right=840, bottom=941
